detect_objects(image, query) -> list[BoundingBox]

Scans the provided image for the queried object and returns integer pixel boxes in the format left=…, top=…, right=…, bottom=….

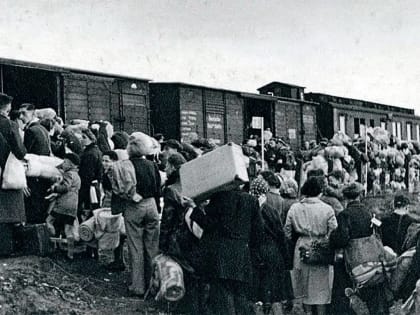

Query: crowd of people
left=1, top=91, right=420, bottom=315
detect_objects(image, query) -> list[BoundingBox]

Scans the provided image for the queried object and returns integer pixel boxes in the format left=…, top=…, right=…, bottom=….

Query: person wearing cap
left=330, top=182, right=390, bottom=315
left=381, top=194, right=417, bottom=255
left=0, top=93, right=27, bottom=256
left=45, top=153, right=81, bottom=258
left=78, top=127, right=103, bottom=218
left=249, top=177, right=293, bottom=314
left=284, top=176, right=337, bottom=315
left=19, top=103, right=52, bottom=223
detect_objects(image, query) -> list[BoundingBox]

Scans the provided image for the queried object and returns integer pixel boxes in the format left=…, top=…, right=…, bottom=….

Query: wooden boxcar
left=306, top=92, right=420, bottom=141
left=0, top=58, right=151, bottom=134
left=150, top=82, right=244, bottom=145
left=257, top=82, right=318, bottom=148
left=151, top=81, right=318, bottom=149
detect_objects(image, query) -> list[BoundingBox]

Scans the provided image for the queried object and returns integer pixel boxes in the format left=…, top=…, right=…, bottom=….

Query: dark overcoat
left=0, top=114, right=27, bottom=223
left=190, top=190, right=264, bottom=284
left=23, top=121, right=51, bottom=155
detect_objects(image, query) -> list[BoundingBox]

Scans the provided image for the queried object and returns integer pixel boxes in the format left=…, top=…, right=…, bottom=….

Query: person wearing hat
left=123, top=132, right=161, bottom=297
left=0, top=93, right=27, bottom=256
left=45, top=153, right=81, bottom=258
left=78, top=127, right=103, bottom=218
left=330, top=182, right=390, bottom=315
left=249, top=177, right=293, bottom=314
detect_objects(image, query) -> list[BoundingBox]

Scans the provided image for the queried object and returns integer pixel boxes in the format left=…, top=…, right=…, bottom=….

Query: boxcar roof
left=0, top=57, right=150, bottom=82
left=150, top=81, right=241, bottom=94
left=257, top=81, right=306, bottom=91
left=306, top=92, right=414, bottom=115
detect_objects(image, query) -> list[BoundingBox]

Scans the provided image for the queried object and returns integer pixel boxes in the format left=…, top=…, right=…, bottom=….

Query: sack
left=299, top=238, right=334, bottom=265
left=149, top=254, right=185, bottom=302
left=344, top=234, right=387, bottom=287
left=403, top=223, right=420, bottom=251
left=1, top=152, right=27, bottom=190
left=25, top=154, right=62, bottom=179
left=390, top=247, right=416, bottom=293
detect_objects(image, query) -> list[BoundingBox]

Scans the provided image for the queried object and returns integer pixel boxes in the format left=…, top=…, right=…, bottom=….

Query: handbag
left=298, top=205, right=334, bottom=265
left=299, top=236, right=335, bottom=265
left=1, top=152, right=27, bottom=190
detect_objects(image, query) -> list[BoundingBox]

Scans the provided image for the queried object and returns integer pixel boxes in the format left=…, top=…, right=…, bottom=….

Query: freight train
left=1, top=57, right=419, bottom=149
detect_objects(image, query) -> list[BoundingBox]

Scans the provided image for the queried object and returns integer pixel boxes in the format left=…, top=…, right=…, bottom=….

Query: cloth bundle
left=370, top=127, right=390, bottom=146
left=79, top=216, right=95, bottom=242
left=151, top=254, right=185, bottom=302
left=78, top=208, right=125, bottom=250
left=35, top=108, right=57, bottom=120
left=331, top=131, right=351, bottom=146
left=110, top=160, right=137, bottom=201
left=25, top=154, right=63, bottom=179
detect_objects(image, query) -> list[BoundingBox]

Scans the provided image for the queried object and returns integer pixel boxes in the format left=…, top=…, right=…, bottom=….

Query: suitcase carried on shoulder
left=180, top=143, right=249, bottom=201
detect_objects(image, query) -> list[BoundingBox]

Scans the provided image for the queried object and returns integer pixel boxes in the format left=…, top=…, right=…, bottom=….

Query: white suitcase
left=180, top=143, right=249, bottom=200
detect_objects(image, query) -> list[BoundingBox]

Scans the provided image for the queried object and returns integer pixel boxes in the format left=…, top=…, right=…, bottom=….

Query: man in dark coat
left=330, top=183, right=390, bottom=315
left=190, top=188, right=264, bottom=315
left=0, top=94, right=27, bottom=255
left=19, top=103, right=51, bottom=223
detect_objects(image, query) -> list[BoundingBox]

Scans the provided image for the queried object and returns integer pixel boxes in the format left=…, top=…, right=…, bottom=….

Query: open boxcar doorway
left=244, top=97, right=275, bottom=140
left=1, top=65, right=59, bottom=112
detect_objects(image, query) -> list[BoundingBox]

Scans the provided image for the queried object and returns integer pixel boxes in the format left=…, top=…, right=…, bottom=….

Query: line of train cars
left=1, top=57, right=419, bottom=149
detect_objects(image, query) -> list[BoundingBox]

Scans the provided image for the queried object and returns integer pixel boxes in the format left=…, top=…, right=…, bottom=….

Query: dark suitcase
left=15, top=223, right=53, bottom=257
left=0, top=223, right=14, bottom=256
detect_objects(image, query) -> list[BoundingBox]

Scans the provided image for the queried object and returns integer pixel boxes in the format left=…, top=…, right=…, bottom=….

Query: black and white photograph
left=0, top=1, right=420, bottom=314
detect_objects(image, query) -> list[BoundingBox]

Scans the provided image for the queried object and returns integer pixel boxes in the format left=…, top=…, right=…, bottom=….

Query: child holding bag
left=45, top=153, right=81, bottom=257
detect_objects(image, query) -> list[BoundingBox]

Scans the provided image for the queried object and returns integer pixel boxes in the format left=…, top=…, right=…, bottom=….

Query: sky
left=1, top=0, right=420, bottom=112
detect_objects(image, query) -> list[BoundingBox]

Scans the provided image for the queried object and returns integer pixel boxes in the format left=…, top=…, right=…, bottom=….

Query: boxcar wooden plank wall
left=225, top=93, right=244, bottom=145
left=117, top=80, right=149, bottom=134
left=301, top=104, right=317, bottom=144
left=179, top=86, right=205, bottom=141
left=63, top=73, right=114, bottom=123
left=62, top=73, right=150, bottom=134
left=203, top=89, right=225, bottom=145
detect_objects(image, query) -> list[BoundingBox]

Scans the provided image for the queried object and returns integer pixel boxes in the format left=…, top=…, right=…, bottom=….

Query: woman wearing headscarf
left=78, top=128, right=103, bottom=219
left=123, top=132, right=161, bottom=297
left=280, top=178, right=299, bottom=222
left=284, top=176, right=337, bottom=315
left=250, top=177, right=292, bottom=314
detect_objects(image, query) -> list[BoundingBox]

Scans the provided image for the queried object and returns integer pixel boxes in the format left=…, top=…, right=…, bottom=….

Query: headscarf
left=249, top=177, right=269, bottom=198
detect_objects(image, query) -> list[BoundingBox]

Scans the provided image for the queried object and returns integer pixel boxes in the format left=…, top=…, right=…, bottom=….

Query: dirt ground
left=0, top=250, right=404, bottom=315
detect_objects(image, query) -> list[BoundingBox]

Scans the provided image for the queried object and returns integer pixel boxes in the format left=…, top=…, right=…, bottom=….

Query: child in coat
left=46, top=153, right=81, bottom=256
